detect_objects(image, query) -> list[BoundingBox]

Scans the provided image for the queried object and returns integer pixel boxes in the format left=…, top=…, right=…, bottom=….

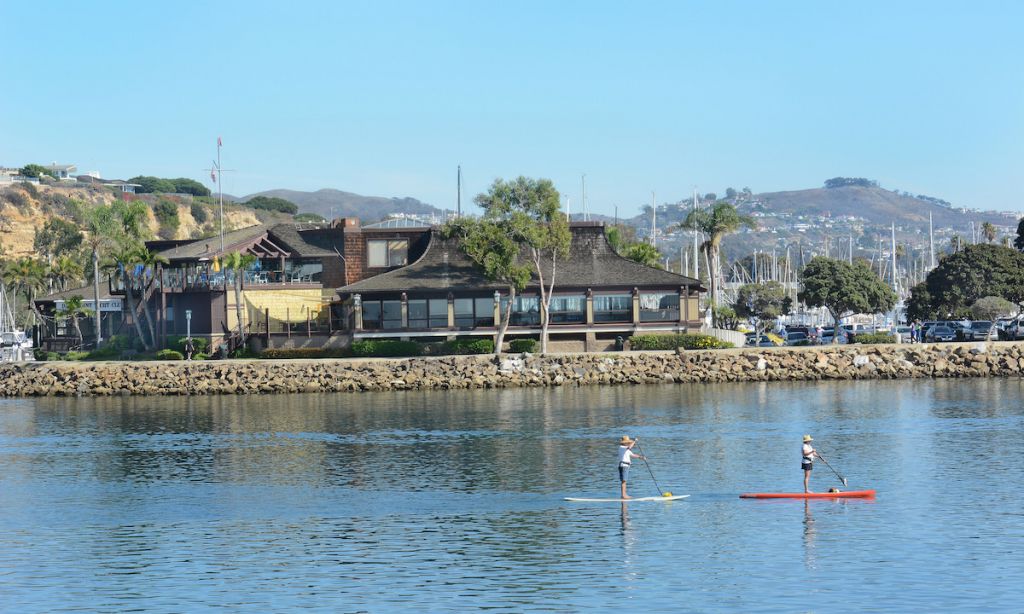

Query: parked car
left=786, top=331, right=810, bottom=346
left=895, top=326, right=913, bottom=343
left=967, top=321, right=994, bottom=341
left=925, top=325, right=956, bottom=343
left=746, top=334, right=779, bottom=347
left=818, top=329, right=848, bottom=344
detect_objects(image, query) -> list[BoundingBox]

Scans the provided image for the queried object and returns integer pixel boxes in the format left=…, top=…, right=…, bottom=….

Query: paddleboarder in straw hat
left=618, top=436, right=646, bottom=499
left=802, top=434, right=818, bottom=493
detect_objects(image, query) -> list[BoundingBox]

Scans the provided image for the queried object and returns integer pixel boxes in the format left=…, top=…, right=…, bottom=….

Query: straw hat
left=619, top=435, right=635, bottom=445
left=803, top=434, right=813, bottom=442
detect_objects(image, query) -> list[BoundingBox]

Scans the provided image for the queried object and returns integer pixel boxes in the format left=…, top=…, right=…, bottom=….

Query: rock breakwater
left=2, top=342, right=1023, bottom=397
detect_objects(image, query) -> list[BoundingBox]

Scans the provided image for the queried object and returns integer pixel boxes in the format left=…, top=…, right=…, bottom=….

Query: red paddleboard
left=739, top=490, right=875, bottom=499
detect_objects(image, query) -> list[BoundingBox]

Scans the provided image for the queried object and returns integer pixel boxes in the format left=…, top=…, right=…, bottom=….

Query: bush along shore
left=2, top=342, right=1023, bottom=397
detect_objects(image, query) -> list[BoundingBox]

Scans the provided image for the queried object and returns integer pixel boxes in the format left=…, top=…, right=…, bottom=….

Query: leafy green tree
left=604, top=224, right=637, bottom=252
left=294, top=213, right=326, bottom=224
left=677, top=202, right=756, bottom=316
left=33, top=218, right=84, bottom=260
left=19, top=164, right=53, bottom=178
left=57, top=295, right=94, bottom=349
left=1015, top=217, right=1024, bottom=252
left=113, top=199, right=151, bottom=241
left=621, top=242, right=663, bottom=268
left=799, top=257, right=897, bottom=342
left=734, top=281, right=792, bottom=336
left=222, top=252, right=258, bottom=346
left=443, top=218, right=531, bottom=355
left=970, top=296, right=1016, bottom=321
left=152, top=199, right=180, bottom=239
left=244, top=196, right=299, bottom=215
left=190, top=202, right=209, bottom=225
left=170, top=178, right=211, bottom=197
left=474, top=176, right=570, bottom=354
left=905, top=282, right=935, bottom=321
left=911, top=243, right=1024, bottom=318
left=128, top=176, right=177, bottom=194
left=712, top=304, right=739, bottom=330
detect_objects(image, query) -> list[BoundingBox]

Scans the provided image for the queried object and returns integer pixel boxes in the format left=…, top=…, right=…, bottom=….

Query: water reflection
left=1, top=379, right=1022, bottom=611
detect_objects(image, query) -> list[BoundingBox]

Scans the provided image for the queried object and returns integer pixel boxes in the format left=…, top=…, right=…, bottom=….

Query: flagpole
left=218, top=137, right=224, bottom=254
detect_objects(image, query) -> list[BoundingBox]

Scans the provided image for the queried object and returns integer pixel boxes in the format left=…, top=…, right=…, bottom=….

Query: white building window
left=368, top=239, right=409, bottom=268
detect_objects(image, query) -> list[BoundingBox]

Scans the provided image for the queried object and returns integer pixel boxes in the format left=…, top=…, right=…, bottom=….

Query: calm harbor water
left=1, top=378, right=1022, bottom=612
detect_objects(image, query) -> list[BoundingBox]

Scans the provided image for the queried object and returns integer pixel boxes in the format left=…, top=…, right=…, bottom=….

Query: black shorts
left=802, top=462, right=813, bottom=471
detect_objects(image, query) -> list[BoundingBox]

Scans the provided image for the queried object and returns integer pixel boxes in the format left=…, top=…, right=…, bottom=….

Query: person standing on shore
left=618, top=436, right=645, bottom=499
left=802, top=434, right=818, bottom=493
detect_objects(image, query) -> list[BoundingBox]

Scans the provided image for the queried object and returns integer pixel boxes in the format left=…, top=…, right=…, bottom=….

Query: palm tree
left=134, top=247, right=169, bottom=347
left=4, top=257, right=47, bottom=327
left=109, top=245, right=153, bottom=351
left=981, top=222, right=997, bottom=244
left=83, top=205, right=118, bottom=346
left=676, top=202, right=756, bottom=316
left=222, top=251, right=258, bottom=346
left=48, top=255, right=84, bottom=292
left=58, top=295, right=94, bottom=349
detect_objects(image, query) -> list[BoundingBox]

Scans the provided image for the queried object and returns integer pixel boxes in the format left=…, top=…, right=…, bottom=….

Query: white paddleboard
left=564, top=495, right=689, bottom=502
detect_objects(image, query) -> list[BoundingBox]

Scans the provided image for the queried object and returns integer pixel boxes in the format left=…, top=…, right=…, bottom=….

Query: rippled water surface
left=1, top=378, right=1023, bottom=612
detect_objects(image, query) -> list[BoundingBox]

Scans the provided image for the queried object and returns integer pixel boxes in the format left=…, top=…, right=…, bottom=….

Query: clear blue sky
left=3, top=1, right=1023, bottom=216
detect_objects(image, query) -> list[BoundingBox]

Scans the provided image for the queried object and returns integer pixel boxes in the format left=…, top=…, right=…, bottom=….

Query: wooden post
left=632, top=287, right=641, bottom=325
left=286, top=307, right=291, bottom=338
left=683, top=286, right=690, bottom=332
left=306, top=309, right=311, bottom=337
left=265, top=308, right=271, bottom=348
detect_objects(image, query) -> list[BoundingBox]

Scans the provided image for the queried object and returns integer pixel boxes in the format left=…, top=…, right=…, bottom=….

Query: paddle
left=815, top=450, right=848, bottom=487
left=632, top=439, right=672, bottom=497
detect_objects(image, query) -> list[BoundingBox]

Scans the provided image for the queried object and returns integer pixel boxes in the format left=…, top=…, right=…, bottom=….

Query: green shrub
left=851, top=332, right=896, bottom=344
left=509, top=338, right=538, bottom=353
left=230, top=347, right=257, bottom=359
left=192, top=353, right=209, bottom=360
left=190, top=202, right=209, bottom=224
left=64, top=351, right=90, bottom=361
left=85, top=346, right=121, bottom=360
left=629, top=334, right=734, bottom=351
left=351, top=340, right=422, bottom=358
left=168, top=335, right=210, bottom=355
left=259, top=347, right=351, bottom=359
left=33, top=349, right=51, bottom=361
left=155, top=349, right=184, bottom=360
left=442, top=338, right=495, bottom=355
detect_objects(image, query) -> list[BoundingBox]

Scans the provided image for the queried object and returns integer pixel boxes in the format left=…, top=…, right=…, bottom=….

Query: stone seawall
left=2, top=342, right=1023, bottom=397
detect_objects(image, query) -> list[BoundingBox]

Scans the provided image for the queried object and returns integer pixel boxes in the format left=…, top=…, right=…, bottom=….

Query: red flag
left=217, top=136, right=222, bottom=147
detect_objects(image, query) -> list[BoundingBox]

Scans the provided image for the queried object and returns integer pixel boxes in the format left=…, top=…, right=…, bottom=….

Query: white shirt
left=802, top=443, right=815, bottom=460
left=618, top=445, right=638, bottom=465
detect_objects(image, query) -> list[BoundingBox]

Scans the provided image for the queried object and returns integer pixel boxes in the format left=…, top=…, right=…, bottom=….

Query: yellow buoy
left=662, top=491, right=673, bottom=497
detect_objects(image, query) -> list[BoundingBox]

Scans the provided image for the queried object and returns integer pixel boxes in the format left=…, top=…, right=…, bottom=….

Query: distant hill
left=238, top=188, right=443, bottom=223
left=753, top=185, right=1010, bottom=227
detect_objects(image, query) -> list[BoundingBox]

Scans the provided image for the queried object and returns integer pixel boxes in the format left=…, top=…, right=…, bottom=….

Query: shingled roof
left=338, top=223, right=703, bottom=295
left=156, top=224, right=271, bottom=260
left=268, top=224, right=342, bottom=258
left=37, top=283, right=114, bottom=303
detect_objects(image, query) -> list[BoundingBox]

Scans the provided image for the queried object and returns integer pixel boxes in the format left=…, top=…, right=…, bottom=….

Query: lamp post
left=185, top=309, right=192, bottom=340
